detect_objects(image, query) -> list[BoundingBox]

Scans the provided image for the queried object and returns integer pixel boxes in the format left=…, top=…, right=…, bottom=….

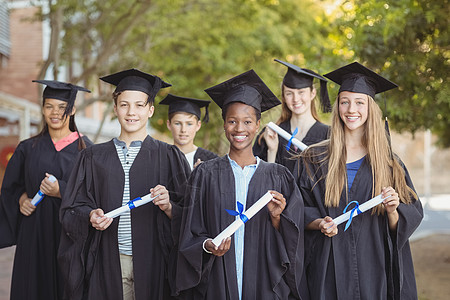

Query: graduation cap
left=100, top=68, right=171, bottom=103
left=204, top=69, right=280, bottom=113
left=33, top=80, right=91, bottom=117
left=275, top=59, right=331, bottom=112
left=159, top=94, right=211, bottom=123
left=323, top=62, right=398, bottom=99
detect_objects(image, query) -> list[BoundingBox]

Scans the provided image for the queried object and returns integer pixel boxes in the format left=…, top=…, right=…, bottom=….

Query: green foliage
left=335, top=0, right=450, bottom=146
left=40, top=0, right=449, bottom=150
left=46, top=0, right=338, bottom=154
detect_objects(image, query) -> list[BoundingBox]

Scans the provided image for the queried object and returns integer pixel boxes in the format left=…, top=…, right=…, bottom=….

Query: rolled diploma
left=31, top=175, right=57, bottom=206
left=267, top=122, right=308, bottom=151
left=212, top=191, right=273, bottom=247
left=104, top=194, right=157, bottom=218
left=332, top=194, right=384, bottom=226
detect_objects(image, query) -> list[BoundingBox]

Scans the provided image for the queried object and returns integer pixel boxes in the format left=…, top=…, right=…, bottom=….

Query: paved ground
left=411, top=233, right=450, bottom=300
left=0, top=246, right=13, bottom=300
left=0, top=195, right=449, bottom=300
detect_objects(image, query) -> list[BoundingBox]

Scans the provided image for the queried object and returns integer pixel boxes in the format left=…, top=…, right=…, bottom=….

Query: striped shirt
left=228, top=155, right=260, bottom=300
left=113, top=138, right=142, bottom=256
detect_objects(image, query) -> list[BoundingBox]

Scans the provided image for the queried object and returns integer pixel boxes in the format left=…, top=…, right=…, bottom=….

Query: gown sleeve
left=58, top=148, right=97, bottom=300
left=273, top=168, right=304, bottom=298
left=175, top=164, right=217, bottom=295
left=392, top=159, right=424, bottom=299
left=57, top=136, right=93, bottom=203
left=294, top=157, right=323, bottom=226
left=252, top=127, right=268, bottom=161
left=0, top=142, right=26, bottom=248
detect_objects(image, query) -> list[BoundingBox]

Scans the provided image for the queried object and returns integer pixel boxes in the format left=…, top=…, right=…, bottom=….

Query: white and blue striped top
left=113, top=138, right=142, bottom=256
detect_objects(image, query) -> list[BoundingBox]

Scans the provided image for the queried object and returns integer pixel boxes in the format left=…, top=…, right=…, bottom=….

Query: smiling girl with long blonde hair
left=295, top=62, right=423, bottom=299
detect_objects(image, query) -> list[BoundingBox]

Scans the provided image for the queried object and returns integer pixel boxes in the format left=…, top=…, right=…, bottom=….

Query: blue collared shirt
left=227, top=155, right=260, bottom=300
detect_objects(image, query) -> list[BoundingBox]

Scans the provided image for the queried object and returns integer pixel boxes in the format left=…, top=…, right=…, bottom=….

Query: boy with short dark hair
left=58, top=69, right=190, bottom=300
left=160, top=94, right=217, bottom=170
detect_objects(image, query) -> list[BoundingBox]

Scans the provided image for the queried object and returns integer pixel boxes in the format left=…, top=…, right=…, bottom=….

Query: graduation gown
left=193, top=147, right=218, bottom=163
left=58, top=135, right=190, bottom=300
left=294, top=148, right=423, bottom=300
left=0, top=132, right=92, bottom=300
left=175, top=156, right=304, bottom=299
left=253, top=121, right=329, bottom=173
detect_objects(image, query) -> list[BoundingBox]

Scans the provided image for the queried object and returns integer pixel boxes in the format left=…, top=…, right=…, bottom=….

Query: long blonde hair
left=303, top=94, right=417, bottom=214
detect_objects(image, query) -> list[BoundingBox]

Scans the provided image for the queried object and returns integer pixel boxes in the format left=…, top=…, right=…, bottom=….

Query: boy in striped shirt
left=59, top=69, right=191, bottom=300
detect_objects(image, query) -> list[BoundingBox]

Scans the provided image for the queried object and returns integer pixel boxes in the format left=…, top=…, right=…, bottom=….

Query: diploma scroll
left=267, top=122, right=308, bottom=151
left=211, top=191, right=273, bottom=247
left=332, top=194, right=385, bottom=229
left=104, top=194, right=158, bottom=218
left=31, top=175, right=57, bottom=206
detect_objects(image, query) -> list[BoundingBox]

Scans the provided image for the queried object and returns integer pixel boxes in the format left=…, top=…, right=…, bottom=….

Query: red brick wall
left=0, top=5, right=42, bottom=104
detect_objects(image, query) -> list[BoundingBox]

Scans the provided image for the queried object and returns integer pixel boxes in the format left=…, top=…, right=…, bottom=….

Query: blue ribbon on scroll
left=286, top=127, right=298, bottom=151
left=225, top=201, right=249, bottom=224
left=343, top=201, right=362, bottom=231
left=127, top=197, right=142, bottom=210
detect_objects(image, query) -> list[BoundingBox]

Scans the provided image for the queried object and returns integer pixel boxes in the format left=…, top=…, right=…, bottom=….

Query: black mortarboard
left=100, top=68, right=171, bottom=103
left=33, top=79, right=91, bottom=117
left=275, top=59, right=331, bottom=112
left=159, top=94, right=211, bottom=123
left=323, top=62, right=398, bottom=98
left=325, top=62, right=399, bottom=164
left=204, top=69, right=280, bottom=113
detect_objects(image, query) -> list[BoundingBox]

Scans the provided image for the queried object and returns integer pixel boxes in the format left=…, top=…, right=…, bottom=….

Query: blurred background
left=0, top=0, right=448, bottom=299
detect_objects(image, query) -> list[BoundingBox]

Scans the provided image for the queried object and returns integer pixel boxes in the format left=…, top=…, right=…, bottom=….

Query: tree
left=35, top=0, right=339, bottom=153
left=333, top=0, right=450, bottom=146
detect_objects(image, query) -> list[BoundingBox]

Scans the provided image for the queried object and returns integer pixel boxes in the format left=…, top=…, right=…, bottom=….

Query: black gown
left=175, top=156, right=304, bottom=299
left=0, top=132, right=92, bottom=300
left=253, top=120, right=329, bottom=173
left=193, top=147, right=218, bottom=163
left=58, top=135, right=191, bottom=300
left=294, top=147, right=423, bottom=300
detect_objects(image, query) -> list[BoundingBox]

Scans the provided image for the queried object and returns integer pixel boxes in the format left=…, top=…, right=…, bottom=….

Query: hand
left=205, top=237, right=231, bottom=257
left=40, top=173, right=60, bottom=198
left=319, top=216, right=338, bottom=237
left=382, top=186, right=400, bottom=214
left=89, top=208, right=113, bottom=231
left=266, top=191, right=286, bottom=230
left=151, top=185, right=172, bottom=218
left=266, top=191, right=286, bottom=219
left=263, top=127, right=279, bottom=152
left=193, top=158, right=203, bottom=168
left=19, top=192, right=35, bottom=216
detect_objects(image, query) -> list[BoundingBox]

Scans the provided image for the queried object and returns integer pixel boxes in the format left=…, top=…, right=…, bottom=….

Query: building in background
left=0, top=0, right=120, bottom=183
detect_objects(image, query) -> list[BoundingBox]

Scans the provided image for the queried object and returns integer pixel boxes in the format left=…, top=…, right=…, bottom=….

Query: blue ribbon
left=286, top=127, right=298, bottom=151
left=127, top=197, right=142, bottom=210
left=34, top=191, right=45, bottom=205
left=343, top=201, right=362, bottom=231
left=225, top=201, right=249, bottom=224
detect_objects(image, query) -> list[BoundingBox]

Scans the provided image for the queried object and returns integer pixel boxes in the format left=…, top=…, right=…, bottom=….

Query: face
left=166, top=113, right=201, bottom=147
left=224, top=102, right=260, bottom=153
left=283, top=86, right=316, bottom=116
left=338, top=91, right=369, bottom=132
left=114, top=90, right=154, bottom=136
left=42, top=98, right=74, bottom=131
